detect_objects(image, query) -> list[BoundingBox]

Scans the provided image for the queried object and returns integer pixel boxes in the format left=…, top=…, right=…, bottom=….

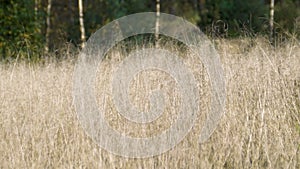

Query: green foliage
left=161, top=0, right=200, bottom=24
left=0, top=0, right=43, bottom=61
left=84, top=0, right=149, bottom=38
left=274, top=0, right=300, bottom=35
left=222, top=0, right=267, bottom=35
left=199, top=0, right=267, bottom=37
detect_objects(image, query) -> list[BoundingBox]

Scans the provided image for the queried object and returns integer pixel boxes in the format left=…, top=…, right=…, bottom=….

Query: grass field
left=0, top=37, right=299, bottom=168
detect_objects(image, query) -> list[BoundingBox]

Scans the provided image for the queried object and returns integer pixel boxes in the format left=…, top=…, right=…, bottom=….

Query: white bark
left=78, top=0, right=86, bottom=48
left=34, top=0, right=39, bottom=20
left=155, top=0, right=160, bottom=48
left=45, top=0, right=52, bottom=53
left=34, top=0, right=41, bottom=34
left=270, top=0, right=275, bottom=41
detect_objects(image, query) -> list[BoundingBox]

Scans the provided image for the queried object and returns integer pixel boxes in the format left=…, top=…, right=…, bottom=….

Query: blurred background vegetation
left=0, top=0, right=299, bottom=61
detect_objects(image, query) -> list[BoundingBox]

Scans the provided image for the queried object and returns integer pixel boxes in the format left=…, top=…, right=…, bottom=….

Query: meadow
left=0, top=37, right=299, bottom=168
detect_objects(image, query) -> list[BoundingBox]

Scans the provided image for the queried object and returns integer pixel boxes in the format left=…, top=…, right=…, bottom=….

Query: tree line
left=0, top=0, right=299, bottom=61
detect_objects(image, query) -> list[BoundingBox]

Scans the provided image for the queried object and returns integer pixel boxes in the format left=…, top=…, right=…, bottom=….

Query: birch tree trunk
left=34, top=0, right=41, bottom=35
left=78, top=0, right=86, bottom=48
left=155, top=0, right=160, bottom=48
left=45, top=0, right=52, bottom=53
left=270, top=0, right=275, bottom=43
left=34, top=0, right=39, bottom=20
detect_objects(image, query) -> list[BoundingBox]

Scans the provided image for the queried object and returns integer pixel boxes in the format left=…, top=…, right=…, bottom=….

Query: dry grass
left=0, top=37, right=299, bottom=168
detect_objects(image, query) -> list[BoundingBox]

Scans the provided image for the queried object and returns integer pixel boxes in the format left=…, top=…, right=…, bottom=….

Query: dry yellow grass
left=0, top=37, right=299, bottom=168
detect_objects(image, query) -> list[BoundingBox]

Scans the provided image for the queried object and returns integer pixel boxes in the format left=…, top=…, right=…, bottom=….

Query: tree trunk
left=270, top=0, right=275, bottom=43
left=78, top=0, right=86, bottom=48
left=34, top=0, right=39, bottom=20
left=155, top=0, right=160, bottom=48
left=45, top=0, right=52, bottom=53
left=34, top=0, right=41, bottom=35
